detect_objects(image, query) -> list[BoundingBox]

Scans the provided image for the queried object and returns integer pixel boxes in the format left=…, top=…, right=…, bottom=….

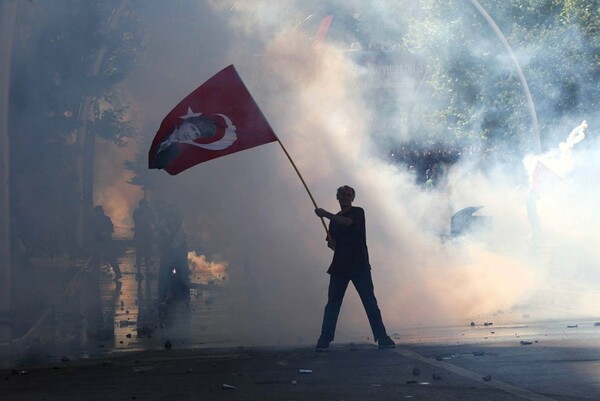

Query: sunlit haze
left=6, top=0, right=600, bottom=349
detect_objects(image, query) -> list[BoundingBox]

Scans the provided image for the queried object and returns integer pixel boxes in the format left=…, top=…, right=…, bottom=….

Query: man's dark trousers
left=320, top=269, right=387, bottom=342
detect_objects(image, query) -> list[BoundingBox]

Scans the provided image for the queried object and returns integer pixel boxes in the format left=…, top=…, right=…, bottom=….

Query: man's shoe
left=378, top=335, right=396, bottom=349
left=315, top=337, right=329, bottom=352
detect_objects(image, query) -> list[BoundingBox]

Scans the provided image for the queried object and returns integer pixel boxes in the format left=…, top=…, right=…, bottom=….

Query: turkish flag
left=149, top=65, right=278, bottom=175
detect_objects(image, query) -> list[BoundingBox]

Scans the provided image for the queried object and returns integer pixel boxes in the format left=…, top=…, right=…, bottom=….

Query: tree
left=403, top=0, right=600, bottom=165
left=9, top=1, right=141, bottom=256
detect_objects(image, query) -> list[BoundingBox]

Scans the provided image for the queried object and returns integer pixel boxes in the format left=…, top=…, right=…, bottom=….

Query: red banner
left=149, top=65, right=278, bottom=175
left=315, top=15, right=333, bottom=44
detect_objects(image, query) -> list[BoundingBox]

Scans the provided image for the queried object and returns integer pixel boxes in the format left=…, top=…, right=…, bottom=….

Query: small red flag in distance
left=315, top=15, right=333, bottom=44
left=149, top=65, right=278, bottom=175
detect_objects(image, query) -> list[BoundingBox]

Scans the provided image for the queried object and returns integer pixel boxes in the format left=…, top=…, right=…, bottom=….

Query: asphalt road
left=2, top=338, right=599, bottom=400
left=1, top=248, right=600, bottom=400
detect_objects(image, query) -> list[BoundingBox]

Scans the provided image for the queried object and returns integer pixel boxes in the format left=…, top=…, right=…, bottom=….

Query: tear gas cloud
left=13, top=0, right=599, bottom=347
left=106, top=1, right=598, bottom=341
left=188, top=251, right=228, bottom=283
left=94, top=137, right=140, bottom=238
left=110, top=0, right=600, bottom=345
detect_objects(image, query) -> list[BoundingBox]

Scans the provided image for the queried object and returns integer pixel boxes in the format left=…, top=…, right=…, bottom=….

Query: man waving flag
left=149, top=65, right=278, bottom=175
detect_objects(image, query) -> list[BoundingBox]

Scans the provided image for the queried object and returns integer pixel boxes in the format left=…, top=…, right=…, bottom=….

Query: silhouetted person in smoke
left=157, top=207, right=190, bottom=307
left=92, top=205, right=122, bottom=280
left=132, top=199, right=156, bottom=281
left=314, top=185, right=395, bottom=351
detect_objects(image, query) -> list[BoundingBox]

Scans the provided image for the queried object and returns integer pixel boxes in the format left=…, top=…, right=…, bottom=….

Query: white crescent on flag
left=148, top=64, right=278, bottom=175
left=184, top=113, right=237, bottom=150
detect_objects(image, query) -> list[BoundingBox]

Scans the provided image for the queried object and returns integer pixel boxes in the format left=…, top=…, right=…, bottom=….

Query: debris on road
left=10, top=370, right=27, bottom=375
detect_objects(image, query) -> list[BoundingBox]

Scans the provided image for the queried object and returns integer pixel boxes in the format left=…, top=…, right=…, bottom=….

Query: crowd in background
left=389, top=141, right=465, bottom=187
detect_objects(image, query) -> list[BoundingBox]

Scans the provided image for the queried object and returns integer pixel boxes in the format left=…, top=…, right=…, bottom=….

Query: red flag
left=315, top=15, right=333, bottom=44
left=149, top=65, right=278, bottom=175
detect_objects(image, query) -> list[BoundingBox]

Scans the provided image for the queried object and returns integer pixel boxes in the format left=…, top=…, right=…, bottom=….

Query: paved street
left=2, top=332, right=600, bottom=400
left=1, top=248, right=600, bottom=400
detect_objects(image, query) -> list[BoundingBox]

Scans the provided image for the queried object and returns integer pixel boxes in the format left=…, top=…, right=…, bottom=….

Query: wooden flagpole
left=231, top=65, right=330, bottom=238
left=277, top=140, right=330, bottom=238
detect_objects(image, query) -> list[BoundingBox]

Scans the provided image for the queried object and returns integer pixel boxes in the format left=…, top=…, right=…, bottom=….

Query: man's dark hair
left=336, top=185, right=355, bottom=199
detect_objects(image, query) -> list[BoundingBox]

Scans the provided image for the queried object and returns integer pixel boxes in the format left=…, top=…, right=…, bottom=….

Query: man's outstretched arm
left=314, top=208, right=353, bottom=226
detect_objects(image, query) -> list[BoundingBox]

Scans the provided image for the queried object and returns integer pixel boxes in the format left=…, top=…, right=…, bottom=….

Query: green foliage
left=124, top=150, right=150, bottom=189
left=402, top=0, right=600, bottom=158
left=90, top=96, right=136, bottom=146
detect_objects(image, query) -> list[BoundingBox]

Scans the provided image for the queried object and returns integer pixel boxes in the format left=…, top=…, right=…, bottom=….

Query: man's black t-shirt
left=327, top=206, right=371, bottom=276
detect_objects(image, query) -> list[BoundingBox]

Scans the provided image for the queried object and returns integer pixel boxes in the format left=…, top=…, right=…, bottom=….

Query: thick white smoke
left=121, top=1, right=600, bottom=345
